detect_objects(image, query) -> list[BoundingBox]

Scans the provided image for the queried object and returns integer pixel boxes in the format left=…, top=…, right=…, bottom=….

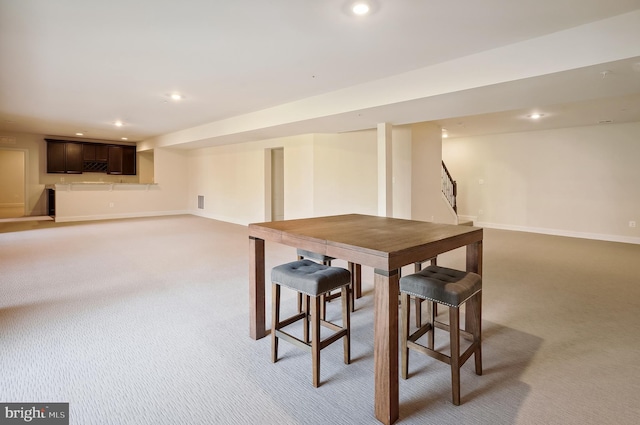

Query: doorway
left=0, top=149, right=26, bottom=218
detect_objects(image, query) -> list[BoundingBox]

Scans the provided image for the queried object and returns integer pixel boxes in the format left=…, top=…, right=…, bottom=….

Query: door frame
left=0, top=147, right=28, bottom=218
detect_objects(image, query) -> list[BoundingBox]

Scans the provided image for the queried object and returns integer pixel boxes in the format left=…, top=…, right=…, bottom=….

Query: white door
left=0, top=149, right=25, bottom=218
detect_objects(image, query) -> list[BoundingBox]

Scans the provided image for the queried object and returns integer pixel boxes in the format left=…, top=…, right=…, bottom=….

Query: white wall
left=187, top=134, right=316, bottom=225
left=443, top=121, right=640, bottom=243
left=313, top=132, right=377, bottom=217
left=185, top=125, right=450, bottom=226
left=411, top=122, right=457, bottom=224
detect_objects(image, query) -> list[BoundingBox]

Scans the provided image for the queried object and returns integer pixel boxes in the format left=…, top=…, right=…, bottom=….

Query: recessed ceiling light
left=121, top=137, right=128, bottom=140
left=75, top=132, right=84, bottom=136
left=114, top=121, right=124, bottom=127
left=528, top=113, right=544, bottom=120
left=170, top=93, right=183, bottom=101
left=352, top=2, right=370, bottom=15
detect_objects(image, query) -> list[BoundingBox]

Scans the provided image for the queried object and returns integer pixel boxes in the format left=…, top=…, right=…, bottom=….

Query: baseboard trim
left=54, top=210, right=189, bottom=223
left=475, top=220, right=640, bottom=245
left=190, top=210, right=249, bottom=226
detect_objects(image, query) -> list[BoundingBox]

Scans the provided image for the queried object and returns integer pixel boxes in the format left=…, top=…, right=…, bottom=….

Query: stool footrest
left=319, top=329, right=348, bottom=350
left=275, top=327, right=348, bottom=352
left=433, top=320, right=475, bottom=341
left=407, top=339, right=479, bottom=367
left=324, top=291, right=341, bottom=302
left=276, top=329, right=313, bottom=352
left=408, top=323, right=433, bottom=343
left=278, top=312, right=307, bottom=329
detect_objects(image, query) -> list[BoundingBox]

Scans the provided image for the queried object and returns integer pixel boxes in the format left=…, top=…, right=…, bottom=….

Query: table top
left=249, top=214, right=482, bottom=270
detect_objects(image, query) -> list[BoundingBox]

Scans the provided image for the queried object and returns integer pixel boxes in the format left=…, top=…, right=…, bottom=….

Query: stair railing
left=441, top=161, right=457, bottom=213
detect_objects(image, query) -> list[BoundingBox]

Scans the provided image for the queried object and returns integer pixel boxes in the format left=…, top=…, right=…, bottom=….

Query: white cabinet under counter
left=53, top=182, right=186, bottom=222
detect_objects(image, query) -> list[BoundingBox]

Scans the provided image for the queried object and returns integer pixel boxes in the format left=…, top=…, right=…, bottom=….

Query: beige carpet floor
left=1, top=215, right=639, bottom=424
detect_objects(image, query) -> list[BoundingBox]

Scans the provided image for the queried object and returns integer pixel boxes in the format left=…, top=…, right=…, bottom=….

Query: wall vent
left=197, top=195, right=204, bottom=209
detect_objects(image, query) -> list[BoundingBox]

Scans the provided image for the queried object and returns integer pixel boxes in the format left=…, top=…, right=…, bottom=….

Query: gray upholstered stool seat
left=296, top=249, right=361, bottom=315
left=272, top=259, right=350, bottom=295
left=271, top=259, right=351, bottom=387
left=400, top=265, right=482, bottom=307
left=400, top=265, right=482, bottom=405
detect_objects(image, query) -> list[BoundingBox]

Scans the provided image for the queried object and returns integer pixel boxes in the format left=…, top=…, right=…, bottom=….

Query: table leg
left=466, top=240, right=483, bottom=275
left=249, top=236, right=266, bottom=340
left=465, top=240, right=483, bottom=331
left=373, top=268, right=400, bottom=425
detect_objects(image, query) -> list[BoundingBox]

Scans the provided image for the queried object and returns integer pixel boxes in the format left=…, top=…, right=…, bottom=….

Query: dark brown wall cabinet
left=82, top=143, right=109, bottom=172
left=46, top=140, right=83, bottom=174
left=83, top=144, right=108, bottom=161
left=46, top=139, right=136, bottom=175
left=107, top=145, right=137, bottom=175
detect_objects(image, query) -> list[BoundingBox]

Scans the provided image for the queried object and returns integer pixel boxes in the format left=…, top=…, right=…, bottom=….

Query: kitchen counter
left=52, top=182, right=157, bottom=191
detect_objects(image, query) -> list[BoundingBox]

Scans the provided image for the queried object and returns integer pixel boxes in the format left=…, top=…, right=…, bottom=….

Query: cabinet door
left=83, top=144, right=96, bottom=161
left=47, top=141, right=66, bottom=173
left=65, top=142, right=84, bottom=173
left=107, top=146, right=123, bottom=174
left=122, top=146, right=136, bottom=175
left=96, top=145, right=108, bottom=162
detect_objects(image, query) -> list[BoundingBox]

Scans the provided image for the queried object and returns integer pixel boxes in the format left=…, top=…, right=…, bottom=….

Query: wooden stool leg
left=271, top=283, right=281, bottom=363
left=354, top=263, right=362, bottom=299
left=341, top=286, right=351, bottom=364
left=349, top=282, right=355, bottom=312
left=303, top=294, right=310, bottom=343
left=320, top=293, right=326, bottom=320
left=467, top=291, right=483, bottom=375
left=401, top=292, right=411, bottom=379
left=415, top=297, right=423, bottom=327
left=348, top=262, right=362, bottom=307
left=296, top=255, right=304, bottom=313
left=430, top=258, right=438, bottom=317
left=449, top=306, right=461, bottom=405
left=311, top=295, right=321, bottom=387
left=427, top=301, right=435, bottom=349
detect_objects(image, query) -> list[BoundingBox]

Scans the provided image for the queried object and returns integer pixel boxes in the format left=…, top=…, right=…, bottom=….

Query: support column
left=377, top=123, right=393, bottom=217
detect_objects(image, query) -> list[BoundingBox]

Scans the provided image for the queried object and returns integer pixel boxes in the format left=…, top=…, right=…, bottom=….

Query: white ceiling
left=1, top=0, right=640, bottom=147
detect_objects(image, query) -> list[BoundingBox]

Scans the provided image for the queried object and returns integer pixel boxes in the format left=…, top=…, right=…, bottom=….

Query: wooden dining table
left=248, top=214, right=483, bottom=425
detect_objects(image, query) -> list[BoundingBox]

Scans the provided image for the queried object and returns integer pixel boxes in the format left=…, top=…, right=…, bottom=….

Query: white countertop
left=52, top=182, right=158, bottom=191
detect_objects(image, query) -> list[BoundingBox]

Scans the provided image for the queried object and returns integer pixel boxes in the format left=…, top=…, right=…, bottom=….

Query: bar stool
left=296, top=249, right=334, bottom=316
left=271, top=259, right=351, bottom=387
left=402, top=256, right=438, bottom=327
left=400, top=265, right=482, bottom=405
left=296, top=249, right=361, bottom=315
